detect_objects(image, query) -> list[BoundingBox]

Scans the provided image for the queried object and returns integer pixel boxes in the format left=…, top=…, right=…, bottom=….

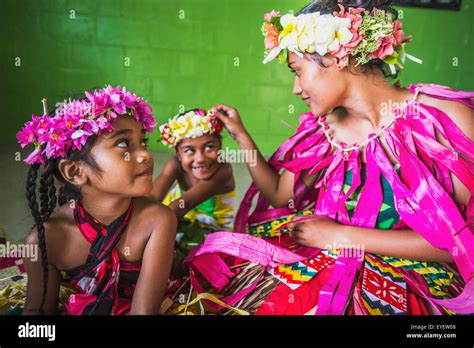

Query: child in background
left=19, top=86, right=176, bottom=315
left=150, top=109, right=236, bottom=259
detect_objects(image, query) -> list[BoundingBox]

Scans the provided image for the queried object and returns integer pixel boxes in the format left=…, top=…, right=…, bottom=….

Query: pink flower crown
left=17, top=85, right=157, bottom=165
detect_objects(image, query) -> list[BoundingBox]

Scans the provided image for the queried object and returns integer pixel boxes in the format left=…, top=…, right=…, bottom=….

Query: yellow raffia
left=171, top=292, right=250, bottom=315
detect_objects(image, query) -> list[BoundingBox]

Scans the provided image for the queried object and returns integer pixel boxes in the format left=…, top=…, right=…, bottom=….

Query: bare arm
left=149, top=157, right=178, bottom=202
left=168, top=163, right=235, bottom=220
left=290, top=217, right=454, bottom=263
left=22, top=228, right=61, bottom=315
left=340, top=225, right=453, bottom=263
left=130, top=205, right=176, bottom=315
left=212, top=104, right=294, bottom=208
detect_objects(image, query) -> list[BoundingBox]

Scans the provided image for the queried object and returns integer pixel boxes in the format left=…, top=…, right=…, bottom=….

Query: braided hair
left=25, top=129, right=100, bottom=314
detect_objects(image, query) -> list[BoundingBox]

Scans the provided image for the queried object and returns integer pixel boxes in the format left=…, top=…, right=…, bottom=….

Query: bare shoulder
left=213, top=162, right=235, bottom=190
left=24, top=205, right=75, bottom=264
left=215, top=162, right=233, bottom=179
left=133, top=197, right=177, bottom=229
left=418, top=94, right=474, bottom=141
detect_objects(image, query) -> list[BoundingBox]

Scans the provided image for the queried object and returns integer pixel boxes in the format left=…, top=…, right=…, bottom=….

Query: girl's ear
left=58, top=159, right=88, bottom=186
left=336, top=56, right=349, bottom=70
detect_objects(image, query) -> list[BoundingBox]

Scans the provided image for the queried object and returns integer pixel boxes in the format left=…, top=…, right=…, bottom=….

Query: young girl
left=18, top=85, right=176, bottom=315
left=150, top=109, right=236, bottom=256
left=166, top=0, right=474, bottom=315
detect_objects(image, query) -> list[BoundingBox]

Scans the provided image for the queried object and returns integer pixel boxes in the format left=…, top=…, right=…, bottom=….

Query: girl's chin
left=130, top=180, right=153, bottom=196
left=310, top=104, right=330, bottom=117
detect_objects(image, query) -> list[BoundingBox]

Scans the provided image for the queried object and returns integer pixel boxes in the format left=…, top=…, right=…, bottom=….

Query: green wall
left=1, top=0, right=472, bottom=155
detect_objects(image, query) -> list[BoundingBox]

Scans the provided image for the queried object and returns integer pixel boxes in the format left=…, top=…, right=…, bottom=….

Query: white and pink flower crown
left=262, top=4, right=422, bottom=75
left=17, top=85, right=157, bottom=165
left=159, top=109, right=224, bottom=147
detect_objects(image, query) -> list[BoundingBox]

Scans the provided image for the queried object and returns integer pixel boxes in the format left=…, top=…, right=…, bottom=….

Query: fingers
left=288, top=221, right=309, bottom=246
left=211, top=109, right=230, bottom=123
left=290, top=228, right=307, bottom=245
left=211, top=104, right=233, bottom=113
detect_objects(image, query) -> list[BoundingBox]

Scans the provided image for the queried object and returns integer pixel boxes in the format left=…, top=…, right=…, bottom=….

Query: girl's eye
left=116, top=139, right=129, bottom=148
left=205, top=145, right=215, bottom=151
left=141, top=138, right=149, bottom=147
left=185, top=149, right=194, bottom=154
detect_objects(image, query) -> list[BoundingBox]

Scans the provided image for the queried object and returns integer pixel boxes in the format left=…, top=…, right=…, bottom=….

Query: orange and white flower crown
left=262, top=4, right=422, bottom=75
left=159, top=109, right=224, bottom=147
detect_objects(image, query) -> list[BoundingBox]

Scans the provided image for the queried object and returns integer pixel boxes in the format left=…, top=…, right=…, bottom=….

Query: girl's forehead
left=179, top=134, right=217, bottom=147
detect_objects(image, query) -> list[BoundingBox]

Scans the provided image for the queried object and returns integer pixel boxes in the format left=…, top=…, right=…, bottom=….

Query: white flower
left=188, top=126, right=204, bottom=138
left=279, top=14, right=300, bottom=53
left=277, top=13, right=355, bottom=57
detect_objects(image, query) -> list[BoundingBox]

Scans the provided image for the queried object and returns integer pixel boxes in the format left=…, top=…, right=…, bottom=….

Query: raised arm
left=211, top=104, right=294, bottom=208
left=167, top=163, right=234, bottom=220
left=149, top=157, right=179, bottom=202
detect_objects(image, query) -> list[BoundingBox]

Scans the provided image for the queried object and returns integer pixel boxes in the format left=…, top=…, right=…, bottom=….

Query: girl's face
left=288, top=51, right=347, bottom=116
left=176, top=134, right=221, bottom=180
left=84, top=116, right=154, bottom=197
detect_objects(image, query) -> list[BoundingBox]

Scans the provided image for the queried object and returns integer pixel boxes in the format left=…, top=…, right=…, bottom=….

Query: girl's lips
left=137, top=167, right=153, bottom=177
left=192, top=163, right=213, bottom=175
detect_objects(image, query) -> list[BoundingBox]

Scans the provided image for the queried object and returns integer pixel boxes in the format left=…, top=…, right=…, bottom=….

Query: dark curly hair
left=296, top=0, right=399, bottom=79
left=25, top=103, right=101, bottom=314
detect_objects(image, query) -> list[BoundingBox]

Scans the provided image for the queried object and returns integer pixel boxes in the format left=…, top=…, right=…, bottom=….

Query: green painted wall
left=1, top=0, right=472, bottom=155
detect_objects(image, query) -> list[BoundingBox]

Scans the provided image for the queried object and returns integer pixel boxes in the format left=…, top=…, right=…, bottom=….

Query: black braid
left=26, top=164, right=48, bottom=314
left=45, top=160, right=57, bottom=218
left=39, top=161, right=51, bottom=219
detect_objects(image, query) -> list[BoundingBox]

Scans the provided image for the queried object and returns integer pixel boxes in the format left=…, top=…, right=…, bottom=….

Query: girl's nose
left=194, top=150, right=206, bottom=163
left=136, top=148, right=152, bottom=163
left=293, top=76, right=302, bottom=95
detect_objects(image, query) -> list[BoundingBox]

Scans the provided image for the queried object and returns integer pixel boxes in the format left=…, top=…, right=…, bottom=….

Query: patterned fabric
left=176, top=84, right=473, bottom=316
left=64, top=201, right=140, bottom=315
left=248, top=210, right=314, bottom=239
left=344, top=163, right=401, bottom=229
left=163, top=184, right=236, bottom=249
left=246, top=165, right=464, bottom=315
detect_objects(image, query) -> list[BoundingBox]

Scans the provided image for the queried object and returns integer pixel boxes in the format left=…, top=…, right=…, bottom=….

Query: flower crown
left=262, top=5, right=422, bottom=75
left=17, top=85, right=157, bottom=165
left=159, top=109, right=224, bottom=147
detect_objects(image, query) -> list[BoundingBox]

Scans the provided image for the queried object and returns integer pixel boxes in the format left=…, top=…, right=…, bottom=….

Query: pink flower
left=96, top=116, right=114, bottom=132
left=71, top=129, right=92, bottom=150
left=16, top=124, right=36, bottom=148
left=368, top=20, right=404, bottom=61
left=195, top=109, right=206, bottom=116
left=392, top=20, right=404, bottom=46
left=332, top=5, right=365, bottom=59
left=85, top=90, right=109, bottom=117
left=264, top=10, right=280, bottom=22
left=24, top=147, right=44, bottom=165
left=368, top=36, right=394, bottom=60
left=43, top=140, right=67, bottom=160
